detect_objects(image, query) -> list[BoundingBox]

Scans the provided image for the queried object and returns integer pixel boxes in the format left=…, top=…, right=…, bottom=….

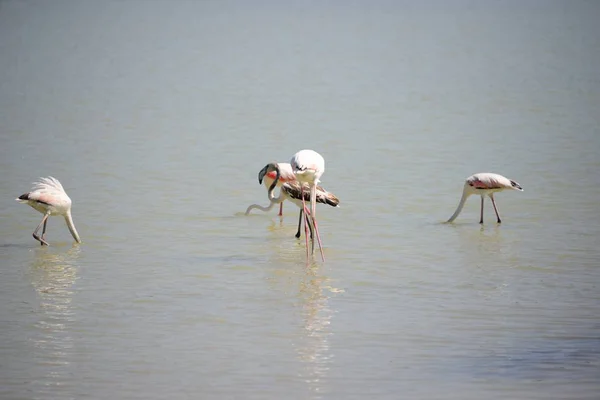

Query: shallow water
left=1, top=1, right=599, bottom=399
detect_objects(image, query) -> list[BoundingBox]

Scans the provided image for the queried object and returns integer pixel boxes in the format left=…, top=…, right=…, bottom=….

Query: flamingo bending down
left=291, top=149, right=326, bottom=261
left=244, top=162, right=295, bottom=216
left=258, top=162, right=296, bottom=216
left=447, top=173, right=523, bottom=224
left=246, top=163, right=339, bottom=239
left=16, top=176, right=81, bottom=245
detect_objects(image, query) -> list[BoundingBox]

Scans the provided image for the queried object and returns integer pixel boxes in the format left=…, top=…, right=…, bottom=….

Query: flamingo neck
left=245, top=202, right=276, bottom=214
left=64, top=211, right=81, bottom=243
left=447, top=188, right=472, bottom=223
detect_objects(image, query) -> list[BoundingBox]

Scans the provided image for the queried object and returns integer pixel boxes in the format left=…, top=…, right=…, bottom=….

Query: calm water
left=1, top=1, right=599, bottom=399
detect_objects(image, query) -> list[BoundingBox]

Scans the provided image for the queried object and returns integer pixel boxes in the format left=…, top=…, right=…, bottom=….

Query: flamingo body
left=291, top=150, right=325, bottom=186
left=281, top=181, right=339, bottom=209
left=447, top=172, right=523, bottom=224
left=290, top=149, right=326, bottom=261
left=246, top=162, right=339, bottom=239
left=279, top=180, right=339, bottom=239
left=16, top=177, right=81, bottom=245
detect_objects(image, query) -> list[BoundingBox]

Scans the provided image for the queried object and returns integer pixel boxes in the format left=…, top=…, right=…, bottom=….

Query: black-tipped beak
left=258, top=165, right=268, bottom=185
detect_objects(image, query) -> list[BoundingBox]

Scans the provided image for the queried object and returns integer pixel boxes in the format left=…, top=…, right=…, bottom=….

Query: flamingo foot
left=33, top=234, right=49, bottom=246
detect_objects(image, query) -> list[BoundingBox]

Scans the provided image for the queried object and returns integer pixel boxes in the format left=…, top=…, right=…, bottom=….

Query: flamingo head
left=258, top=163, right=279, bottom=185
left=510, top=180, right=523, bottom=191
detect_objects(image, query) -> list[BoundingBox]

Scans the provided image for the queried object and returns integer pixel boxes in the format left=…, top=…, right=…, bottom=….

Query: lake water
left=1, top=1, right=599, bottom=399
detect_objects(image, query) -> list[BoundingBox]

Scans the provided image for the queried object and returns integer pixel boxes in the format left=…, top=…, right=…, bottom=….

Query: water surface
left=1, top=1, right=599, bottom=399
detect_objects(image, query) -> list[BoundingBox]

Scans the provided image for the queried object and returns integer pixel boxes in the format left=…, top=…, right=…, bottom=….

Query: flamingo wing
left=282, top=182, right=339, bottom=207
left=469, top=173, right=509, bottom=189
left=19, top=192, right=55, bottom=206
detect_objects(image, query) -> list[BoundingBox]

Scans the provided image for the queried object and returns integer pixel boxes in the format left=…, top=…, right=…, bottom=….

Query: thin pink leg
left=490, top=194, right=502, bottom=223
left=306, top=209, right=315, bottom=255
left=33, top=214, right=50, bottom=246
left=278, top=202, right=283, bottom=217
left=41, top=218, right=48, bottom=242
left=309, top=185, right=325, bottom=262
left=311, top=215, right=325, bottom=262
left=301, top=185, right=310, bottom=261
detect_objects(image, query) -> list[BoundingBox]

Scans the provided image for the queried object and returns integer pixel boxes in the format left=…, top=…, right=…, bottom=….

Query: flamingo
left=291, top=149, right=326, bottom=261
left=258, top=162, right=297, bottom=216
left=281, top=180, right=339, bottom=240
left=447, top=173, right=523, bottom=224
left=16, top=176, right=81, bottom=245
left=246, top=162, right=339, bottom=240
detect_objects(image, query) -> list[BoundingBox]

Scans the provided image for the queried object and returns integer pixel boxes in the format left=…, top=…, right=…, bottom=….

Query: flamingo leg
left=300, top=185, right=310, bottom=260
left=278, top=202, right=283, bottom=217
left=311, top=215, right=324, bottom=261
left=308, top=212, right=315, bottom=255
left=33, top=214, right=50, bottom=246
left=295, top=209, right=314, bottom=239
left=295, top=209, right=303, bottom=238
left=310, top=185, right=325, bottom=262
left=479, top=196, right=484, bottom=224
left=490, top=194, right=502, bottom=223
left=41, top=218, right=48, bottom=242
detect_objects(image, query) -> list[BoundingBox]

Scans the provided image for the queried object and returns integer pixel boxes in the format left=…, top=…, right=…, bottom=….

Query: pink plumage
left=448, top=173, right=523, bottom=224
left=16, top=176, right=81, bottom=245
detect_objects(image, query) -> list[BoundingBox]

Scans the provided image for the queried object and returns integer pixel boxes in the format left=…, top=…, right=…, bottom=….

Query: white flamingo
left=256, top=162, right=297, bottom=216
left=447, top=172, right=523, bottom=224
left=16, top=176, right=81, bottom=245
left=291, top=149, right=326, bottom=261
left=246, top=162, right=339, bottom=240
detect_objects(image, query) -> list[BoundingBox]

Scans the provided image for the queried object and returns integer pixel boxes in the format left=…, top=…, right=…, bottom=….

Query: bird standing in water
left=246, top=162, right=339, bottom=240
left=16, top=176, right=81, bottom=245
left=447, top=172, right=523, bottom=224
left=256, top=162, right=297, bottom=216
left=290, top=149, right=326, bottom=261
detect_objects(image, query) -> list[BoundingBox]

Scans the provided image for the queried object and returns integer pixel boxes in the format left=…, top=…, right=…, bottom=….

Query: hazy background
left=1, top=1, right=599, bottom=399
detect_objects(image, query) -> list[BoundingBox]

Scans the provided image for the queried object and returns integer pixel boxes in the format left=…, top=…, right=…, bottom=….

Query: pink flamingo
left=246, top=162, right=339, bottom=241
left=291, top=149, right=326, bottom=261
left=258, top=162, right=297, bottom=216
left=16, top=177, right=81, bottom=246
left=447, top=173, right=523, bottom=224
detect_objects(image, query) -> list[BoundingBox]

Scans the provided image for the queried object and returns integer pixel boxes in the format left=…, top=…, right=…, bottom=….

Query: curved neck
left=246, top=165, right=286, bottom=215
left=447, top=188, right=471, bottom=223
left=245, top=202, right=276, bottom=215
left=267, top=165, right=285, bottom=203
left=64, top=211, right=81, bottom=243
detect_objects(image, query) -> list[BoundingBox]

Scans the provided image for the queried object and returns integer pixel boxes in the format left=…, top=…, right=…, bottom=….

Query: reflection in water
left=292, top=265, right=344, bottom=398
left=296, top=267, right=333, bottom=396
left=452, top=224, right=520, bottom=270
left=28, top=246, right=80, bottom=396
left=449, top=224, right=521, bottom=301
left=264, top=225, right=343, bottom=398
